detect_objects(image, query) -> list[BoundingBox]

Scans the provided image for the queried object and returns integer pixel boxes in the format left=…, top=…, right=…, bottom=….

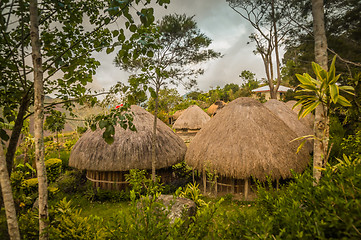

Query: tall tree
left=0, top=0, right=169, bottom=175
left=227, top=0, right=290, bottom=99
left=29, top=0, right=48, bottom=237
left=115, top=14, right=221, bottom=180
left=311, top=0, right=328, bottom=184
left=282, top=0, right=361, bottom=84
left=0, top=143, right=20, bottom=239
left=0, top=0, right=168, bottom=236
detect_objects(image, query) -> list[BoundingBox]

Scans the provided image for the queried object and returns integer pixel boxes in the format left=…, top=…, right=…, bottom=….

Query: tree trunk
left=244, top=178, right=249, bottom=201
left=151, top=86, right=160, bottom=182
left=6, top=92, right=31, bottom=175
left=272, top=0, right=281, bottom=99
left=30, top=0, right=49, bottom=239
left=0, top=144, right=21, bottom=240
left=311, top=0, right=328, bottom=184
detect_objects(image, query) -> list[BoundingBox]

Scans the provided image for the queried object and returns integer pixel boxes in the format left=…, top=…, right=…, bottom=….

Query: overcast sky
left=91, top=0, right=269, bottom=95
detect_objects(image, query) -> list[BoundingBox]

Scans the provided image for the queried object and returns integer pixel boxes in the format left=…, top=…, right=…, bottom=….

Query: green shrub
left=22, top=178, right=38, bottom=194
left=341, top=129, right=361, bottom=159
left=19, top=209, right=39, bottom=239
left=252, top=157, right=361, bottom=239
left=45, top=158, right=62, bottom=183
left=125, top=169, right=164, bottom=198
left=88, top=188, right=130, bottom=203
left=49, top=198, right=107, bottom=239
left=56, top=170, right=87, bottom=194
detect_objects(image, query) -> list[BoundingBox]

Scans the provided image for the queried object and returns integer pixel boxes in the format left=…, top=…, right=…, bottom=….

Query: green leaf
left=301, top=101, right=320, bottom=118
left=339, top=85, right=355, bottom=95
left=296, top=74, right=313, bottom=85
left=328, top=55, right=337, bottom=80
left=146, top=51, right=154, bottom=57
left=104, top=136, right=114, bottom=144
left=149, top=87, right=157, bottom=98
left=112, top=30, right=119, bottom=37
left=0, top=129, right=9, bottom=141
left=129, top=24, right=137, bottom=32
left=106, top=47, right=114, bottom=54
left=329, top=84, right=339, bottom=103
left=99, top=120, right=107, bottom=129
left=336, top=95, right=352, bottom=107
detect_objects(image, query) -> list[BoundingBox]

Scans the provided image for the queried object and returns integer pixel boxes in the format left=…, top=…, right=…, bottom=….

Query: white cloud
left=92, top=0, right=271, bottom=95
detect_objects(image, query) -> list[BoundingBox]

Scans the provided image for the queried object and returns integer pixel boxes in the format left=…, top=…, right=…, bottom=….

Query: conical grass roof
left=185, top=97, right=310, bottom=180
left=285, top=100, right=315, bottom=128
left=69, top=105, right=186, bottom=171
left=171, top=109, right=185, bottom=120
left=264, top=99, right=313, bottom=152
left=173, top=105, right=210, bottom=130
left=207, top=100, right=226, bottom=116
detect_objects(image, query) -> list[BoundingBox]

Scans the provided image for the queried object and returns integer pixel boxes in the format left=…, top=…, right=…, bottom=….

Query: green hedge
left=45, top=158, right=62, bottom=183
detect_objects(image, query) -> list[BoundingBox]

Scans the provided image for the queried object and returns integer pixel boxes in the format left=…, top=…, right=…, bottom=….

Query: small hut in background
left=285, top=100, right=315, bottom=129
left=185, top=97, right=310, bottom=199
left=69, top=105, right=187, bottom=190
left=168, top=109, right=185, bottom=125
left=207, top=100, right=226, bottom=116
left=251, top=85, right=293, bottom=100
left=264, top=99, right=313, bottom=152
left=173, top=105, right=211, bottom=143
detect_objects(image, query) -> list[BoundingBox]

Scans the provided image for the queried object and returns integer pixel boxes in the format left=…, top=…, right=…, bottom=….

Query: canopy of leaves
left=114, top=13, right=222, bottom=93
left=0, top=0, right=167, bottom=141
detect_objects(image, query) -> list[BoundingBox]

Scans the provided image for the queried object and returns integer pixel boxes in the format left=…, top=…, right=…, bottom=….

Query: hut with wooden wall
left=173, top=105, right=210, bottom=143
left=285, top=100, right=315, bottom=129
left=185, top=97, right=310, bottom=200
left=264, top=99, right=313, bottom=152
left=207, top=100, right=226, bottom=116
left=69, top=105, right=187, bottom=190
left=168, top=109, right=185, bottom=125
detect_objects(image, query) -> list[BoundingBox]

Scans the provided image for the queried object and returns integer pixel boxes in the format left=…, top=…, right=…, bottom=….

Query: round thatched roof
left=285, top=100, right=315, bottom=128
left=207, top=100, right=226, bottom=116
left=264, top=99, right=313, bottom=152
left=171, top=109, right=185, bottom=120
left=173, top=105, right=210, bottom=130
left=185, top=97, right=310, bottom=180
left=69, top=105, right=187, bottom=171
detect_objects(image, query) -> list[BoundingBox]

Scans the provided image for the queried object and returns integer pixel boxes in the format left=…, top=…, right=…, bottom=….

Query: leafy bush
left=48, top=198, right=107, bottom=239
left=175, top=182, right=207, bottom=207
left=22, top=178, right=38, bottom=194
left=45, top=158, right=62, bottom=183
left=125, top=169, right=164, bottom=197
left=87, top=188, right=130, bottom=203
left=19, top=209, right=39, bottom=239
left=252, top=157, right=361, bottom=239
left=341, top=129, right=361, bottom=159
left=56, top=170, right=87, bottom=194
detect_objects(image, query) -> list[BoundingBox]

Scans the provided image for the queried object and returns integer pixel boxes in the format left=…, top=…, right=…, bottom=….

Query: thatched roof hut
left=69, top=105, right=186, bottom=189
left=168, top=109, right=185, bottom=125
left=264, top=99, right=313, bottom=152
left=172, top=105, right=211, bottom=143
left=173, top=105, right=210, bottom=131
left=186, top=97, right=310, bottom=182
left=207, top=100, right=226, bottom=116
left=285, top=100, right=315, bottom=128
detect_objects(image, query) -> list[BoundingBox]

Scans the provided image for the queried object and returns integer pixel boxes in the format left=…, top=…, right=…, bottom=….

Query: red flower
left=115, top=104, right=124, bottom=109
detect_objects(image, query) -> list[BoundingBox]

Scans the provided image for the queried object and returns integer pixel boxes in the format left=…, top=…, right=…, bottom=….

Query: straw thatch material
left=168, top=109, right=185, bottom=125
left=207, top=100, right=226, bottom=116
left=185, top=97, right=310, bottom=180
left=69, top=105, right=186, bottom=171
left=173, top=105, right=210, bottom=130
left=285, top=100, right=315, bottom=128
left=264, top=99, right=313, bottom=152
